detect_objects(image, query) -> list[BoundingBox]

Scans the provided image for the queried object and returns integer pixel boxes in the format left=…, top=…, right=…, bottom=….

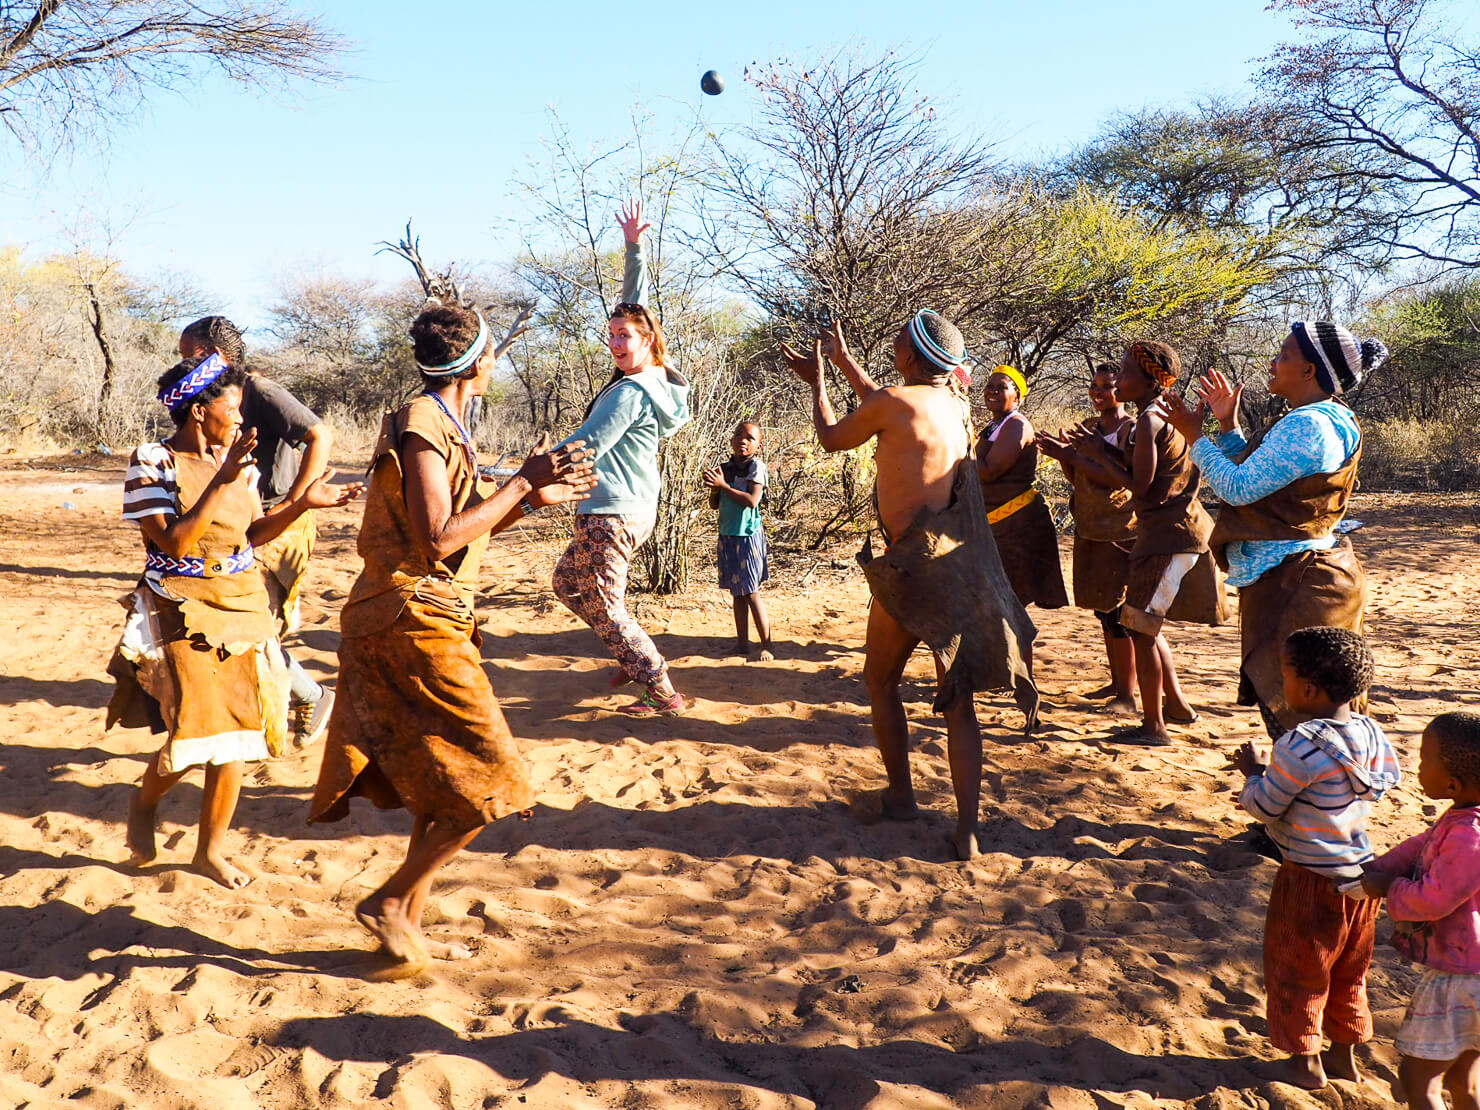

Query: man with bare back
left=780, top=311, right=1038, bottom=860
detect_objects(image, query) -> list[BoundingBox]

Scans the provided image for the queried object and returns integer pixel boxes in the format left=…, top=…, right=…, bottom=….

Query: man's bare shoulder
left=880, top=382, right=956, bottom=409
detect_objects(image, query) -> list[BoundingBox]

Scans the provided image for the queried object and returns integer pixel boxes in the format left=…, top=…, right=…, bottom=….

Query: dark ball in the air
left=700, top=70, right=725, bottom=96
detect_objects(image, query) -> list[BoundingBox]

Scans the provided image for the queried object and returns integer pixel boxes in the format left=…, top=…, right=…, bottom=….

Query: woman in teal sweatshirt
left=553, top=200, right=691, bottom=714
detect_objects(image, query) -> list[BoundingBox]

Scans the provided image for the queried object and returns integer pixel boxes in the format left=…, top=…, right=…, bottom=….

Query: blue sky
left=0, top=1, right=1295, bottom=329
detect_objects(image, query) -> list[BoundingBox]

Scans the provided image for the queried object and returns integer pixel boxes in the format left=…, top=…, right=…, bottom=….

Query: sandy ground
left=1, top=452, right=1476, bottom=1110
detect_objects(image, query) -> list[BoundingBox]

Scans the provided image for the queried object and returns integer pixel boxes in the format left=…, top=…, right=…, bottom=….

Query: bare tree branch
left=0, top=0, right=345, bottom=148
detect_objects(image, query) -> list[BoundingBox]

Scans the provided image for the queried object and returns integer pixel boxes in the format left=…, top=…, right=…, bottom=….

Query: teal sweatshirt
left=560, top=241, right=691, bottom=519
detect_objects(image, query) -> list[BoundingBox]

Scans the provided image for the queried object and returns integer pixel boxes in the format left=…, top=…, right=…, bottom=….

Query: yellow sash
left=987, top=487, right=1038, bottom=525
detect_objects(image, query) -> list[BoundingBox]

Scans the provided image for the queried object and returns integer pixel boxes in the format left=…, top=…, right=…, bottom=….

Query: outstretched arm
left=779, top=338, right=887, bottom=452
left=618, top=199, right=650, bottom=307
left=249, top=467, right=364, bottom=546
left=404, top=434, right=595, bottom=560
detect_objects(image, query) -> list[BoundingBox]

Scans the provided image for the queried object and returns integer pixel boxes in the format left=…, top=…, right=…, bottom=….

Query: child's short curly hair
left=1429, top=711, right=1480, bottom=789
left=1283, top=626, right=1374, bottom=705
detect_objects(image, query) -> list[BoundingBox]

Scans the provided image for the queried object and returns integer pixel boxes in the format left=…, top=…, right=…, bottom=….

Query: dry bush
left=1358, top=413, right=1480, bottom=491
left=0, top=248, right=181, bottom=450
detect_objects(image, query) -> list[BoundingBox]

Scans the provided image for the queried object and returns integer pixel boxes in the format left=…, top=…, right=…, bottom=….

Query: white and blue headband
left=416, top=311, right=489, bottom=376
left=907, top=309, right=964, bottom=373
left=157, top=353, right=230, bottom=410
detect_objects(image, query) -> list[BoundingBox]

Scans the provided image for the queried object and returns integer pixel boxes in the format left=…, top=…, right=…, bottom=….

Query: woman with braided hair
left=975, top=364, right=1069, bottom=611
left=1043, top=340, right=1228, bottom=745
left=109, top=354, right=361, bottom=889
left=1158, top=323, right=1384, bottom=738
left=308, top=298, right=595, bottom=976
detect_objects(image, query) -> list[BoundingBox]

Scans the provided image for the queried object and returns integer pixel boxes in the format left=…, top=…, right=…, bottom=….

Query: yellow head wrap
left=991, top=364, right=1028, bottom=399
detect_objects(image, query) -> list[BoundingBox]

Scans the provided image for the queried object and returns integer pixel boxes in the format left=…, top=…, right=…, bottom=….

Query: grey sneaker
left=291, top=689, right=335, bottom=749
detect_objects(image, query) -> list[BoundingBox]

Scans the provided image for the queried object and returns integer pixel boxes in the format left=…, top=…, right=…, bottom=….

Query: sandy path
left=0, top=457, right=1473, bottom=1109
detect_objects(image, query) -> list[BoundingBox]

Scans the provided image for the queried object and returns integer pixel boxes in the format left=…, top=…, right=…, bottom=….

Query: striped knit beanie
left=907, top=310, right=967, bottom=379
left=1290, top=321, right=1388, bottom=395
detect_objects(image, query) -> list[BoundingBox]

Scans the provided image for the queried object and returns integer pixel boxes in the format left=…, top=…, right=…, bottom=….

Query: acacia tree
left=0, top=0, right=344, bottom=147
left=1057, top=98, right=1407, bottom=302
left=698, top=50, right=1001, bottom=374
left=1264, top=0, right=1480, bottom=269
left=965, top=186, right=1275, bottom=380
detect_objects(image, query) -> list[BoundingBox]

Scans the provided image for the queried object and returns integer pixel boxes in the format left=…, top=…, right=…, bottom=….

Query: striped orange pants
left=1264, top=859, right=1379, bottom=1054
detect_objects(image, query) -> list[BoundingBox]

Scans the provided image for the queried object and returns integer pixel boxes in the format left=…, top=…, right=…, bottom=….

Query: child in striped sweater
left=1234, top=625, right=1401, bottom=1090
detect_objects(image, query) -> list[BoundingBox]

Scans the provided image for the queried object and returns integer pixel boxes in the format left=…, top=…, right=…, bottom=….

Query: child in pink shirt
left=1359, top=710, right=1480, bottom=1109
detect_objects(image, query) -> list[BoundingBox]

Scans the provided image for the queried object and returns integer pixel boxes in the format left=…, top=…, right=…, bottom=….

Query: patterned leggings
left=552, top=513, right=668, bottom=687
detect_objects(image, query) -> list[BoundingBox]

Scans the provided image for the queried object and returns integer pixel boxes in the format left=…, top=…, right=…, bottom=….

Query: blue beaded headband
left=157, top=353, right=230, bottom=410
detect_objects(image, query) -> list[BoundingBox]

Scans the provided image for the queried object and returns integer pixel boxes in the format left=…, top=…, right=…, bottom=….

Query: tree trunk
left=84, top=282, right=118, bottom=442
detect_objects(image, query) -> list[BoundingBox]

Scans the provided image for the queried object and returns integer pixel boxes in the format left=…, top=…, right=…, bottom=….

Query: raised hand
left=303, top=468, right=366, bottom=509
left=819, top=318, right=851, bottom=366
left=777, top=338, right=823, bottom=386
left=1063, top=422, right=1102, bottom=456
left=1193, top=368, right=1242, bottom=432
left=217, top=428, right=259, bottom=484
left=517, top=434, right=596, bottom=490
left=701, top=465, right=725, bottom=489
left=1152, top=390, right=1208, bottom=444
left=617, top=199, right=651, bottom=245
left=1036, top=428, right=1075, bottom=462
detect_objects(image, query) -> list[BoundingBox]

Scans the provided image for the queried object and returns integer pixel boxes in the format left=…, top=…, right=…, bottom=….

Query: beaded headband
left=907, top=310, right=965, bottom=373
left=417, top=311, right=488, bottom=376
left=157, top=353, right=230, bottom=410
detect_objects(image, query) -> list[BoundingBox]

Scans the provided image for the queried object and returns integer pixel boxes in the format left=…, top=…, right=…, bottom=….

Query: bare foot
left=752, top=643, right=775, bottom=662
left=951, top=825, right=982, bottom=861
left=191, top=851, right=253, bottom=889
left=1109, top=724, right=1173, bottom=747
left=126, top=789, right=158, bottom=865
left=1165, top=696, right=1198, bottom=725
left=362, top=951, right=431, bottom=982
left=1106, top=696, right=1139, bottom=715
left=1323, top=1043, right=1358, bottom=1082
left=424, top=937, right=474, bottom=961
left=356, top=893, right=424, bottom=962
left=879, top=788, right=920, bottom=821
left=849, top=788, right=920, bottom=824
left=1265, top=1052, right=1326, bottom=1090
left=1084, top=681, right=1119, bottom=699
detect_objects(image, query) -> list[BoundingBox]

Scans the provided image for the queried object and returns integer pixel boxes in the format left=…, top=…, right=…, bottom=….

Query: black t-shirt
left=241, top=375, right=321, bottom=505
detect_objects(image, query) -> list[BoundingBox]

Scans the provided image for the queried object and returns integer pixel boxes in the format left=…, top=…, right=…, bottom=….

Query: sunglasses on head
left=613, top=302, right=651, bottom=317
